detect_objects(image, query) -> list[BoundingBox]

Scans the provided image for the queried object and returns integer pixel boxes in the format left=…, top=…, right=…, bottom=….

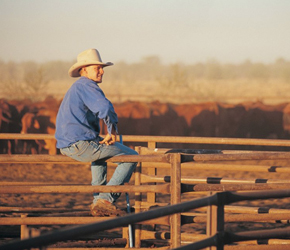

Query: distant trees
left=23, top=65, right=48, bottom=98
left=157, top=63, right=188, bottom=90
left=0, top=56, right=290, bottom=101
left=0, top=60, right=25, bottom=100
left=104, top=56, right=290, bottom=84
left=175, top=58, right=290, bottom=82
left=0, top=60, right=71, bottom=101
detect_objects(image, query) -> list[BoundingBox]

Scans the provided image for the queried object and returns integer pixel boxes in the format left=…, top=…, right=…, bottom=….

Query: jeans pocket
left=62, top=141, right=90, bottom=157
left=73, top=140, right=90, bottom=156
left=62, top=140, right=102, bottom=162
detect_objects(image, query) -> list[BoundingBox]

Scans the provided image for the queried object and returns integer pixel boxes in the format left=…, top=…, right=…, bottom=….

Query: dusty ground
left=0, top=163, right=131, bottom=248
left=1, top=157, right=290, bottom=248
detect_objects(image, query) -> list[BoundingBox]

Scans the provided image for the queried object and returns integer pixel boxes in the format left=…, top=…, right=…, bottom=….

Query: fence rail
left=2, top=133, right=290, bottom=147
left=2, top=190, right=290, bottom=250
left=2, top=134, right=290, bottom=249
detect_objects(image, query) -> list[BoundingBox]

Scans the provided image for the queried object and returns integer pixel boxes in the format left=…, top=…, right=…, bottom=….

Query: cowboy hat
left=68, top=49, right=113, bottom=77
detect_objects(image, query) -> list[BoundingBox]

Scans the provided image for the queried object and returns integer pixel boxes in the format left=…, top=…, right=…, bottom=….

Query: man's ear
left=79, top=67, right=86, bottom=76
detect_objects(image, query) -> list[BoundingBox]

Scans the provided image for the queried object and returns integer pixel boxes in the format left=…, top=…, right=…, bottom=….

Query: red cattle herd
left=1, top=96, right=290, bottom=154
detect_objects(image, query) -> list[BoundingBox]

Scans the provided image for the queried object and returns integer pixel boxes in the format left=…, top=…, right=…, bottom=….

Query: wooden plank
left=170, top=153, right=181, bottom=248
left=0, top=154, right=170, bottom=163
left=0, top=184, right=170, bottom=194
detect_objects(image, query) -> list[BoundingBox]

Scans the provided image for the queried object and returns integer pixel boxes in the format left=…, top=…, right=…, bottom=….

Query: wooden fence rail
left=2, top=133, right=290, bottom=147
left=2, top=134, right=290, bottom=249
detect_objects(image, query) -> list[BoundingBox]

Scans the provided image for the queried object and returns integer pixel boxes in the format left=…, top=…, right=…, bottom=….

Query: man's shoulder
left=74, top=76, right=89, bottom=85
left=75, top=77, right=100, bottom=89
left=70, top=77, right=90, bottom=91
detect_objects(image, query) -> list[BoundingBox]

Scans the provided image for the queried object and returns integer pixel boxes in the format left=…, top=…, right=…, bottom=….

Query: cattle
left=148, top=101, right=187, bottom=136
left=282, top=103, right=290, bottom=136
left=243, top=102, right=287, bottom=139
left=1, top=98, right=290, bottom=154
left=216, top=103, right=248, bottom=138
left=114, top=101, right=151, bottom=135
left=20, top=110, right=41, bottom=154
left=0, top=99, right=13, bottom=154
left=20, top=108, right=58, bottom=155
left=15, top=96, right=60, bottom=155
left=173, top=102, right=218, bottom=137
left=214, top=102, right=289, bottom=141
left=115, top=101, right=188, bottom=137
left=0, top=99, right=25, bottom=154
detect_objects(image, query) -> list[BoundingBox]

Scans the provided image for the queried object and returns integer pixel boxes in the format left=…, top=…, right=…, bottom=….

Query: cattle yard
left=1, top=134, right=290, bottom=249
left=3, top=98, right=290, bottom=155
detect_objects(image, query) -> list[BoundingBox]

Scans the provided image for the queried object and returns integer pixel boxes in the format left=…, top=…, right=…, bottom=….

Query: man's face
left=83, top=65, right=104, bottom=83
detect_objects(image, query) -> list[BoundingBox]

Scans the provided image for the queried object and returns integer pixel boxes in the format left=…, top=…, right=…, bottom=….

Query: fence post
left=147, top=142, right=157, bottom=208
left=170, top=153, right=181, bottom=248
left=20, top=214, right=29, bottom=240
left=134, top=146, right=142, bottom=248
left=206, top=192, right=225, bottom=250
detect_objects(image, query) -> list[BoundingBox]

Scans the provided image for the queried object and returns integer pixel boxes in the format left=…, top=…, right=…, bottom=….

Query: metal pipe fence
left=2, top=190, right=290, bottom=250
left=0, top=191, right=217, bottom=250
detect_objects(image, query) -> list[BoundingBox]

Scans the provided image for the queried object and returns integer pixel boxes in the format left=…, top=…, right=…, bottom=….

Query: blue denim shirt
left=55, top=76, right=118, bottom=149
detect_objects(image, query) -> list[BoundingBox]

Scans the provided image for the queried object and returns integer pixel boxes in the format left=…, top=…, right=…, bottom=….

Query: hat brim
left=68, top=61, right=113, bottom=77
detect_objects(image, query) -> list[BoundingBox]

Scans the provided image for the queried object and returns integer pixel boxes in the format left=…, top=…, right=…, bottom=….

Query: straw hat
left=68, top=49, right=113, bottom=77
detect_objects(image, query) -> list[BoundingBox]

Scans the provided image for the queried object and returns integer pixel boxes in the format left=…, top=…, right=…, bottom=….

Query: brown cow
left=19, top=96, right=60, bottom=154
left=0, top=99, right=24, bottom=154
left=243, top=102, right=287, bottom=139
left=115, top=101, right=188, bottom=137
left=149, top=101, right=188, bottom=136
left=173, top=102, right=218, bottom=137
left=216, top=103, right=248, bottom=138
left=114, top=101, right=152, bottom=135
left=3, top=98, right=290, bottom=154
left=283, top=103, right=290, bottom=131
left=21, top=108, right=58, bottom=155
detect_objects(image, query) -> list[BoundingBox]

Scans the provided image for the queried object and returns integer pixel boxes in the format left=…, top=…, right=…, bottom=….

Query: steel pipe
left=183, top=183, right=290, bottom=192
left=224, top=245, right=290, bottom=250
left=190, top=152, right=290, bottom=162
left=181, top=213, right=290, bottom=223
left=194, top=205, right=290, bottom=214
left=2, top=190, right=290, bottom=250
left=0, top=194, right=219, bottom=250
left=141, top=147, right=289, bottom=155
left=143, top=162, right=290, bottom=172
left=225, top=205, right=290, bottom=214
left=140, top=230, right=206, bottom=241
left=224, top=226, right=290, bottom=244
left=140, top=174, right=290, bottom=184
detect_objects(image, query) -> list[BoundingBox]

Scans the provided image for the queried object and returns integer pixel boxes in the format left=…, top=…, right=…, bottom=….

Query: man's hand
left=99, top=127, right=117, bottom=145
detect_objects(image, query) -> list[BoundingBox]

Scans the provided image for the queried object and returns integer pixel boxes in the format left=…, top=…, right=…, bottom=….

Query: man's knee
left=123, top=146, right=138, bottom=156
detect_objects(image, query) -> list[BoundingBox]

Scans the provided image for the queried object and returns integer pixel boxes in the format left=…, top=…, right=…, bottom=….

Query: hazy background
left=1, top=0, right=290, bottom=64
left=1, top=0, right=290, bottom=104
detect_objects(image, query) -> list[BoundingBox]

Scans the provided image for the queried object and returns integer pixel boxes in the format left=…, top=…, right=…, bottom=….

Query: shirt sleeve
left=77, top=81, right=118, bottom=135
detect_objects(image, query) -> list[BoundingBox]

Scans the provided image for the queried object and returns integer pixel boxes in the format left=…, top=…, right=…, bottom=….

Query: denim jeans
left=60, top=139, right=138, bottom=204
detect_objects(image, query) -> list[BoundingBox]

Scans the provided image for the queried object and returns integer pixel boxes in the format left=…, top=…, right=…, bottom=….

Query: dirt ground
left=1, top=157, right=290, bottom=248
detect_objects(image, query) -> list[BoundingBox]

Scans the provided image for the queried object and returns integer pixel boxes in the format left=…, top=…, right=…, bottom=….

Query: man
left=55, top=48, right=138, bottom=216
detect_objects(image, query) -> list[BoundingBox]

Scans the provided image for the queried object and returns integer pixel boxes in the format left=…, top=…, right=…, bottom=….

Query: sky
left=1, top=0, right=290, bottom=64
